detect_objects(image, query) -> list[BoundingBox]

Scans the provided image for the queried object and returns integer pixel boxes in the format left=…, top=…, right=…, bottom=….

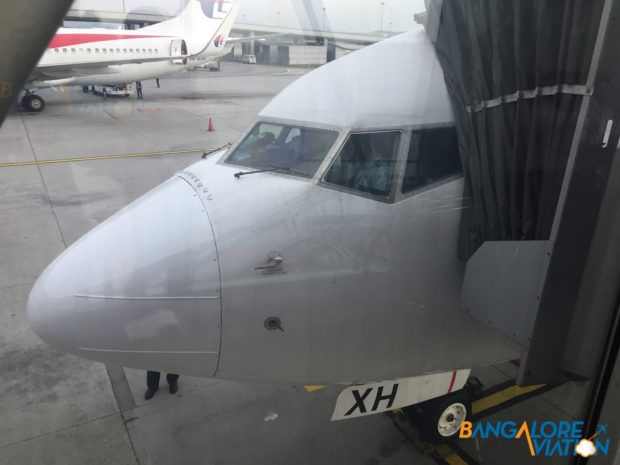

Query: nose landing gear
left=403, top=390, right=472, bottom=442
left=402, top=377, right=482, bottom=443
left=21, top=93, right=46, bottom=112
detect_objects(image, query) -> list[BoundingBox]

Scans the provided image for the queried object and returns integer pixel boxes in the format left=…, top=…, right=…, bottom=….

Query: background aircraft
left=20, top=0, right=240, bottom=112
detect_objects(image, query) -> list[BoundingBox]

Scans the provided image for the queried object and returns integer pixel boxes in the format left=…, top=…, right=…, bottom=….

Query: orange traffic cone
left=208, top=118, right=215, bottom=132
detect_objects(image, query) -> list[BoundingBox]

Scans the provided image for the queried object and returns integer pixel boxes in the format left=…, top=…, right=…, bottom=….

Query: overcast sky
left=71, top=0, right=427, bottom=34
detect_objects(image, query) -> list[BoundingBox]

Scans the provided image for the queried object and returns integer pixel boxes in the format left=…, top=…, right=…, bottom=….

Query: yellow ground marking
left=304, top=385, right=327, bottom=393
left=389, top=411, right=434, bottom=454
left=442, top=452, right=471, bottom=465
left=472, top=384, right=546, bottom=415
left=435, top=444, right=470, bottom=465
left=0, top=146, right=227, bottom=168
left=389, top=382, right=549, bottom=463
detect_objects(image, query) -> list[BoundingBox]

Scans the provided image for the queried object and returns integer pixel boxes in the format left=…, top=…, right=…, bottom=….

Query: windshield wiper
left=234, top=165, right=309, bottom=179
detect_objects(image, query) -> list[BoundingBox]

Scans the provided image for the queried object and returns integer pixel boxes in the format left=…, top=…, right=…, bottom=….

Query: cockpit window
left=226, top=122, right=339, bottom=178
left=402, top=126, right=462, bottom=193
left=323, top=131, right=400, bottom=198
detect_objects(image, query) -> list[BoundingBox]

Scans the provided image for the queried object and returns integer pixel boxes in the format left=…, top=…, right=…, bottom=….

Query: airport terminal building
left=63, top=3, right=390, bottom=66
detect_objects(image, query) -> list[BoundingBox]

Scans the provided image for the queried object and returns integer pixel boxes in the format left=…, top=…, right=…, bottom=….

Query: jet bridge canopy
left=428, top=0, right=605, bottom=258
left=424, top=0, right=620, bottom=393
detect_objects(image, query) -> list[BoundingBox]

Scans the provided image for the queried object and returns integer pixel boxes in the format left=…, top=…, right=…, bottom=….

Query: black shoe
left=169, top=380, right=178, bottom=394
left=144, top=388, right=158, bottom=400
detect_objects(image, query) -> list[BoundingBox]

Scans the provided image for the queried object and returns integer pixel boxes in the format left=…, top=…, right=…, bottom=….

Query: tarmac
left=0, top=61, right=602, bottom=465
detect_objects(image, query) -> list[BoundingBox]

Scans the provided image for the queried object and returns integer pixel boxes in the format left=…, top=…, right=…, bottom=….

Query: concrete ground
left=0, top=61, right=604, bottom=465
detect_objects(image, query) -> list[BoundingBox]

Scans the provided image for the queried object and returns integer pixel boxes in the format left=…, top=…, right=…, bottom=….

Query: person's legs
left=147, top=370, right=161, bottom=389
left=166, top=373, right=179, bottom=394
left=145, top=370, right=161, bottom=400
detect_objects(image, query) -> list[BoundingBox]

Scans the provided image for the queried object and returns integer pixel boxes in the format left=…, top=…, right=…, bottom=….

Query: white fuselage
left=30, top=0, right=239, bottom=90
left=33, top=30, right=221, bottom=87
left=28, top=29, right=520, bottom=387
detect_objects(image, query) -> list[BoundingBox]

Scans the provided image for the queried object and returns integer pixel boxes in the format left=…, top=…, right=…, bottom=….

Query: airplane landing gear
left=422, top=391, right=471, bottom=440
left=22, top=94, right=46, bottom=113
left=402, top=380, right=480, bottom=442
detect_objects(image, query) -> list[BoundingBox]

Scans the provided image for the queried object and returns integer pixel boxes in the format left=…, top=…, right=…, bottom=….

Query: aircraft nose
left=27, top=174, right=221, bottom=377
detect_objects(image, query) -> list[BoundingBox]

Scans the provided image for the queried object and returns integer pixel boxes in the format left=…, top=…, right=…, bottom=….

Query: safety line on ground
left=304, top=385, right=327, bottom=392
left=448, top=441, right=483, bottom=465
left=471, top=381, right=557, bottom=421
left=386, top=410, right=480, bottom=465
left=472, top=384, right=545, bottom=416
left=433, top=443, right=474, bottom=465
left=0, top=146, right=227, bottom=168
left=386, top=378, right=561, bottom=465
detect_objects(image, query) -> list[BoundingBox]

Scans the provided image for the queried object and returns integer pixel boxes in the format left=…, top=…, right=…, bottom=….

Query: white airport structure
left=63, top=4, right=396, bottom=66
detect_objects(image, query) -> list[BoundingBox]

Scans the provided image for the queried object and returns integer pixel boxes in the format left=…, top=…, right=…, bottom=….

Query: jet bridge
left=421, top=0, right=620, bottom=457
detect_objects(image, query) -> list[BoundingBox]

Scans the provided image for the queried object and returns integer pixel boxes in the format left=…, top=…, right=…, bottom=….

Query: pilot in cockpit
left=354, top=133, right=394, bottom=196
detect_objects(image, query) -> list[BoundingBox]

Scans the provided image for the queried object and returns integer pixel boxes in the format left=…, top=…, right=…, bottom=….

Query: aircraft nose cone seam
left=27, top=176, right=222, bottom=377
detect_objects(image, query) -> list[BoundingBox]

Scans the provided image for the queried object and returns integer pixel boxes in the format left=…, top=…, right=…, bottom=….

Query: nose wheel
left=402, top=390, right=472, bottom=442
left=22, top=94, right=46, bottom=112
left=436, top=399, right=469, bottom=437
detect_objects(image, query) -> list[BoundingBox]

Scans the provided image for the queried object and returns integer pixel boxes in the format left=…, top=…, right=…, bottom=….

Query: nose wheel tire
left=403, top=390, right=471, bottom=443
left=22, top=94, right=46, bottom=112
left=436, top=400, right=468, bottom=437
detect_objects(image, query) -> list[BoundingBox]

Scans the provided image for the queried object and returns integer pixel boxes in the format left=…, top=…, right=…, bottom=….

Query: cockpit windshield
left=225, top=122, right=339, bottom=178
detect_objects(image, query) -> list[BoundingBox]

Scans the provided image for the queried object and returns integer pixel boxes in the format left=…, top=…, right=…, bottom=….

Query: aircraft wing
left=225, top=34, right=283, bottom=45
left=217, top=34, right=283, bottom=57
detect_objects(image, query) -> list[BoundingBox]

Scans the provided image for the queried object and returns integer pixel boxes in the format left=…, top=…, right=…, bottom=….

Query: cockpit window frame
left=393, top=123, right=465, bottom=203
left=319, top=129, right=405, bottom=204
left=220, top=118, right=345, bottom=182
left=218, top=119, right=463, bottom=203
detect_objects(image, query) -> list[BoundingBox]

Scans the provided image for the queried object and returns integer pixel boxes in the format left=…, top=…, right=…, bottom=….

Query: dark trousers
left=137, top=89, right=143, bottom=99
left=147, top=371, right=179, bottom=390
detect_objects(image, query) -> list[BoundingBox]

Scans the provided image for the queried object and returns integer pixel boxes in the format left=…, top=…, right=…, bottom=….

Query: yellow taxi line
left=0, top=147, right=222, bottom=168
left=471, top=384, right=546, bottom=415
left=386, top=381, right=550, bottom=465
left=304, top=385, right=327, bottom=393
left=434, top=444, right=471, bottom=465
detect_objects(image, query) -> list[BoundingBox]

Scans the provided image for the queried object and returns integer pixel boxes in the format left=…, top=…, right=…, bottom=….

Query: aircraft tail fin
left=140, top=1, right=237, bottom=56
left=197, top=4, right=239, bottom=56
left=202, top=0, right=235, bottom=19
